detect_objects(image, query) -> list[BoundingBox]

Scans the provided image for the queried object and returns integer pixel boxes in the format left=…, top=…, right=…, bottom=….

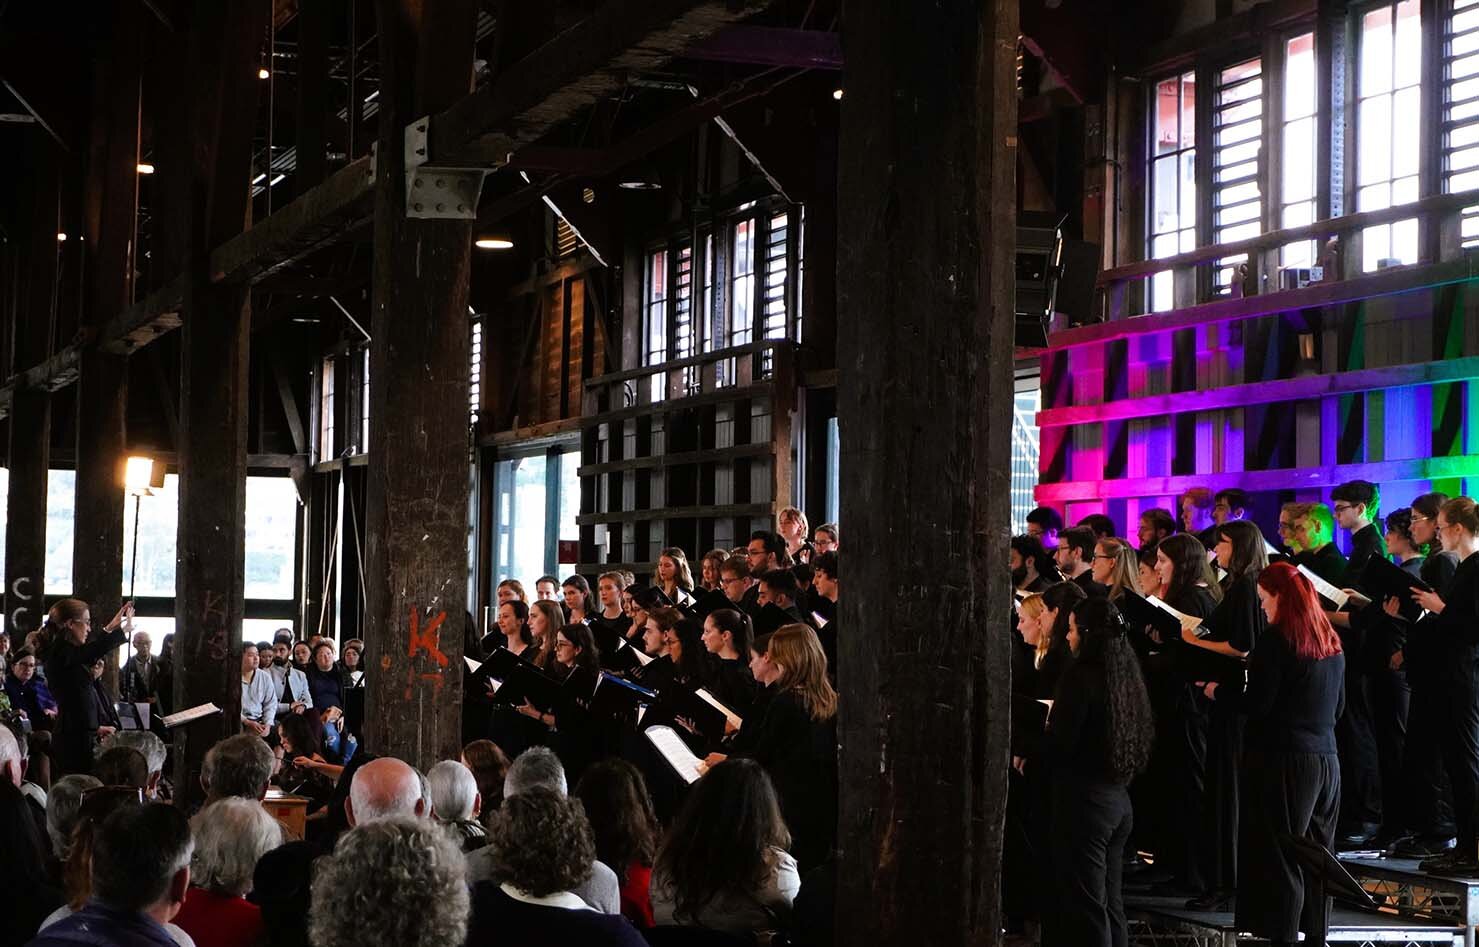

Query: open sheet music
left=1297, top=565, right=1349, bottom=609
left=645, top=725, right=704, bottom=784
left=160, top=703, right=221, bottom=728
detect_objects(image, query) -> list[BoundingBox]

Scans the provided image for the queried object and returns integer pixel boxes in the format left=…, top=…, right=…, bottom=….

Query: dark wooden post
left=5, top=135, right=61, bottom=640
left=360, top=0, right=477, bottom=769
left=74, top=3, right=141, bottom=660
left=834, top=0, right=1019, bottom=944
left=171, top=0, right=269, bottom=800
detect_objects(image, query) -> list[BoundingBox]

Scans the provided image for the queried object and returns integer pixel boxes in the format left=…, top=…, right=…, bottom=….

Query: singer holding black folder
left=1152, top=534, right=1223, bottom=895
left=1177, top=520, right=1268, bottom=909
left=1406, top=497, right=1479, bottom=872
left=1203, top=562, right=1343, bottom=947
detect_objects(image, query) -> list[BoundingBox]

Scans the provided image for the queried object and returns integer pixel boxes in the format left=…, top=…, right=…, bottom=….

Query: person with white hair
left=309, top=817, right=469, bottom=947
left=173, top=798, right=284, bottom=947
left=427, top=759, right=487, bottom=852
left=346, top=756, right=427, bottom=825
left=464, top=747, right=620, bottom=913
left=45, top=773, right=102, bottom=862
left=102, top=730, right=169, bottom=799
left=0, top=720, right=24, bottom=787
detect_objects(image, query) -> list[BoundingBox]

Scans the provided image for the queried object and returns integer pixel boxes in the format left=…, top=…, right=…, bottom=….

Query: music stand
left=1281, top=833, right=1376, bottom=945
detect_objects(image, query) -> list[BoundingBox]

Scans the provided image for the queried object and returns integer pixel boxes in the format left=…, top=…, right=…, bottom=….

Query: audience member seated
left=460, top=739, right=511, bottom=827
left=202, top=734, right=275, bottom=805
left=173, top=798, right=284, bottom=947
left=651, top=758, right=799, bottom=934
left=273, top=713, right=339, bottom=812
left=427, top=759, right=487, bottom=852
left=94, top=745, right=150, bottom=792
left=44, top=774, right=101, bottom=879
left=308, top=817, right=469, bottom=947
left=345, top=756, right=426, bottom=825
left=33, top=801, right=194, bottom=947
left=249, top=840, right=320, bottom=947
left=1, top=780, right=62, bottom=947
left=2, top=721, right=46, bottom=841
left=101, top=731, right=169, bottom=800
left=576, top=759, right=660, bottom=928
left=464, top=787, right=649, bottom=947
left=5, top=648, right=57, bottom=729
left=463, top=747, right=620, bottom=913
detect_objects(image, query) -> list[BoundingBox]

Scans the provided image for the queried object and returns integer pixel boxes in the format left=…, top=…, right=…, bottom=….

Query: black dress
left=704, top=655, right=760, bottom=721
left=731, top=689, right=838, bottom=873
left=1398, top=550, right=1460, bottom=839
left=1296, top=543, right=1349, bottom=587
left=42, top=626, right=127, bottom=775
left=1429, top=552, right=1479, bottom=855
left=1043, top=657, right=1134, bottom=947
left=1190, top=571, right=1264, bottom=895
left=1225, top=627, right=1344, bottom=944
left=1163, top=584, right=1220, bottom=891
left=1356, top=555, right=1416, bottom=837
left=1347, top=523, right=1387, bottom=576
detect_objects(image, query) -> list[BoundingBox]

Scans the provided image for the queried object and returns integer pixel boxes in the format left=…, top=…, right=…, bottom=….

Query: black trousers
left=1366, top=664, right=1410, bottom=835
left=1198, top=698, right=1243, bottom=891
left=1439, top=663, right=1479, bottom=853
left=1335, top=668, right=1382, bottom=828
left=1235, top=750, right=1339, bottom=943
left=1173, top=683, right=1209, bottom=890
left=1050, top=780, right=1132, bottom=947
left=1401, top=667, right=1455, bottom=837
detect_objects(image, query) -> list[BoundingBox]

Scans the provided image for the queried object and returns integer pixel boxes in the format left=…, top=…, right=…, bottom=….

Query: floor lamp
left=122, top=456, right=159, bottom=689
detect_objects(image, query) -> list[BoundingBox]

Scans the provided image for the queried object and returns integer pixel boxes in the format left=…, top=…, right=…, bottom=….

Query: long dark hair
left=1065, top=598, right=1154, bottom=780
left=557, top=623, right=601, bottom=675
left=278, top=712, right=323, bottom=758
left=1040, top=581, right=1086, bottom=658
left=670, top=618, right=709, bottom=683
left=653, top=758, right=791, bottom=922
left=1216, top=520, right=1269, bottom=581
left=500, top=600, right=532, bottom=647
left=574, top=759, right=659, bottom=875
left=1158, top=533, right=1224, bottom=606
left=562, top=575, right=595, bottom=616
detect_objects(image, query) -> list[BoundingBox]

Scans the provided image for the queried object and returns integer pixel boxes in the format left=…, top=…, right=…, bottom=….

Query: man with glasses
left=1056, top=526, right=1106, bottom=598
left=719, top=557, right=757, bottom=616
left=1331, top=480, right=1387, bottom=575
left=4, top=648, right=57, bottom=728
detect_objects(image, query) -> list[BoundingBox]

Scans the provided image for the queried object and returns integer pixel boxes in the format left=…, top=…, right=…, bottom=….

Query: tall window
left=701, top=233, right=717, bottom=352
left=492, top=447, right=580, bottom=584
left=1446, top=0, right=1479, bottom=245
left=642, top=249, right=668, bottom=401
left=468, top=320, right=482, bottom=422
left=318, top=356, right=335, bottom=462
left=762, top=211, right=789, bottom=341
left=1282, top=32, right=1320, bottom=267
left=1212, top=57, right=1265, bottom=294
left=674, top=245, right=697, bottom=394
left=359, top=348, right=370, bottom=453
left=1148, top=71, right=1197, bottom=311
left=730, top=218, right=756, bottom=347
left=1357, top=0, right=1423, bottom=271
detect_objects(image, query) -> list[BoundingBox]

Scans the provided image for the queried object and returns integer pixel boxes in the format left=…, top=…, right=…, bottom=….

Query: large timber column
left=171, top=0, right=268, bottom=798
left=5, top=135, right=61, bottom=639
left=74, top=3, right=141, bottom=652
left=834, top=1, right=1019, bottom=944
left=361, top=0, right=477, bottom=769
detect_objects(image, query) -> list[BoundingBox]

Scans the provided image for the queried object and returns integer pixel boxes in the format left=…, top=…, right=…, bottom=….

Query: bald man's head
left=346, top=758, right=426, bottom=825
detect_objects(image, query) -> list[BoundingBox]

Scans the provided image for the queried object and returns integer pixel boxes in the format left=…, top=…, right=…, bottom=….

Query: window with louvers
left=1446, top=0, right=1479, bottom=246
left=1212, top=57, right=1264, bottom=295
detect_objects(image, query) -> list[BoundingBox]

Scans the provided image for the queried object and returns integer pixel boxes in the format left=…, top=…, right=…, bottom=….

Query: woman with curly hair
left=1203, top=561, right=1344, bottom=947
left=575, top=759, right=660, bottom=928
left=1047, top=597, right=1153, bottom=947
left=466, top=787, right=646, bottom=945
left=309, top=817, right=469, bottom=947
left=652, top=758, right=798, bottom=933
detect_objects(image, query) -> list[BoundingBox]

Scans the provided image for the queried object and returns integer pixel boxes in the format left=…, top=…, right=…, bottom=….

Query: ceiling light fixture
left=475, top=236, right=514, bottom=250
left=832, top=88, right=844, bottom=100
left=258, top=67, right=270, bottom=80
left=137, top=163, right=155, bottom=175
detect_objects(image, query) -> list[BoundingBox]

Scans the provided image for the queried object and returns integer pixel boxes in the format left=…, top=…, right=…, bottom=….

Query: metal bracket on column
left=404, top=116, right=489, bottom=220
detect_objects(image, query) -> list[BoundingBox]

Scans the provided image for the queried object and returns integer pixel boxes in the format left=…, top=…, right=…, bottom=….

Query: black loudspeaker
left=1015, top=213, right=1062, bottom=349
left=1055, top=240, right=1101, bottom=327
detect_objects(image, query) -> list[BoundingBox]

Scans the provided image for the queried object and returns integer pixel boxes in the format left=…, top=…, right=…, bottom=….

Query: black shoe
left=1420, top=850, right=1463, bottom=872
left=1339, top=822, right=1381, bottom=846
left=1395, top=835, right=1456, bottom=858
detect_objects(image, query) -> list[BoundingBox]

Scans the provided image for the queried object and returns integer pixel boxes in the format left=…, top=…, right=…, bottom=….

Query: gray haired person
left=45, top=774, right=102, bottom=859
left=202, top=733, right=275, bottom=804
left=428, top=759, right=487, bottom=852
left=188, top=798, right=284, bottom=898
left=465, top=746, right=620, bottom=913
left=308, top=817, right=469, bottom=947
left=101, top=730, right=168, bottom=798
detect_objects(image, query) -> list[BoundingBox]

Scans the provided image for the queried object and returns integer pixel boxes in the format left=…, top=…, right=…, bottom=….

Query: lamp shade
left=125, top=456, right=159, bottom=494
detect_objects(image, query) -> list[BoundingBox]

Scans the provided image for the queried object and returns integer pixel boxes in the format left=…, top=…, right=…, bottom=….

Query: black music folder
left=1357, top=556, right=1432, bottom=623
left=1117, top=591, right=1183, bottom=640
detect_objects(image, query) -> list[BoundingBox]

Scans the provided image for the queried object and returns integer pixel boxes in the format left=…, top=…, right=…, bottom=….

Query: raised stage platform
left=1126, top=893, right=1466, bottom=946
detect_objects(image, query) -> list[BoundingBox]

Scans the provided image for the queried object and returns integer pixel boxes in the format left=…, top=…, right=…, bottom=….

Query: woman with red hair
left=1203, top=562, right=1343, bottom=947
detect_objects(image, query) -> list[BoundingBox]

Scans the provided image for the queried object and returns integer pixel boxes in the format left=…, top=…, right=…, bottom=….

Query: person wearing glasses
left=1400, top=497, right=1479, bottom=872
left=4, top=648, right=57, bottom=729
left=718, top=557, right=757, bottom=615
left=1331, top=480, right=1387, bottom=575
left=37, top=598, right=133, bottom=776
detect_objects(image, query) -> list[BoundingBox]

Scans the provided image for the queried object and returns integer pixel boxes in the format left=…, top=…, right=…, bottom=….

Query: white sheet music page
left=645, top=724, right=704, bottom=784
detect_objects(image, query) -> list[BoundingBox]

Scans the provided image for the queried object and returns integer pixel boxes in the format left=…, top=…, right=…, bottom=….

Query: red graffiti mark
left=206, top=629, right=228, bottom=663
left=403, top=668, right=446, bottom=701
left=201, top=590, right=227, bottom=625
left=406, top=607, right=448, bottom=667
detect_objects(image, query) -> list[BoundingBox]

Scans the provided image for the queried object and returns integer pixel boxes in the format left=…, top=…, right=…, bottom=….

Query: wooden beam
left=361, top=0, right=478, bottom=770
left=682, top=26, right=842, bottom=68
left=173, top=0, right=269, bottom=805
left=835, top=0, right=1017, bottom=942
left=1054, top=260, right=1479, bottom=349
left=293, top=0, right=332, bottom=193
left=270, top=353, right=308, bottom=455
left=429, top=0, right=784, bottom=166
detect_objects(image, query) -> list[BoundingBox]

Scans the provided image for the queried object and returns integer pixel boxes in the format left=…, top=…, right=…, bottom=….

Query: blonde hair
left=778, top=507, right=809, bottom=534
left=766, top=624, right=837, bottom=721
left=1096, top=538, right=1143, bottom=600
left=1018, top=593, right=1050, bottom=665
